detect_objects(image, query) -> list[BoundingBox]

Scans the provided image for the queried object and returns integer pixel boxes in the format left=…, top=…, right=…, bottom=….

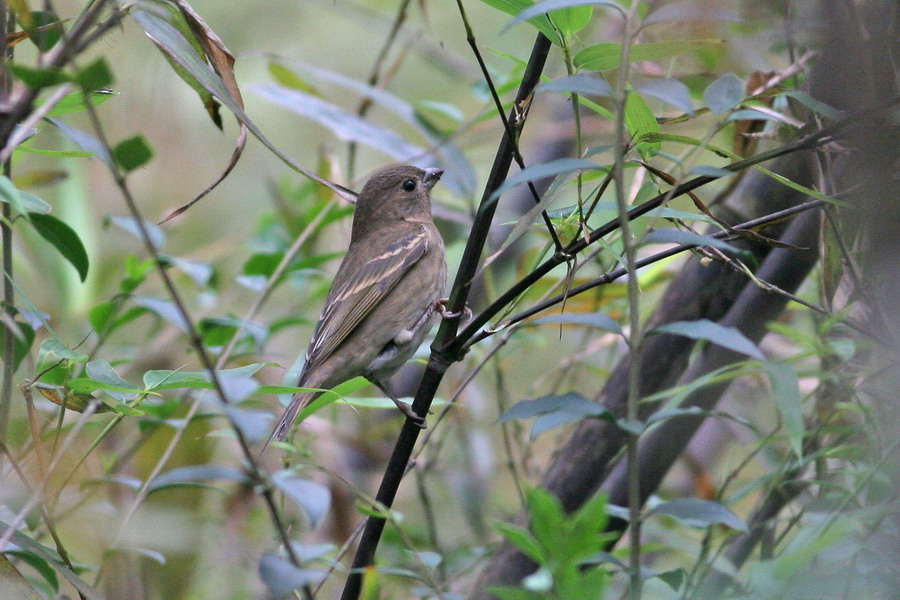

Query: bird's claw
left=435, top=298, right=473, bottom=323
left=394, top=398, right=427, bottom=429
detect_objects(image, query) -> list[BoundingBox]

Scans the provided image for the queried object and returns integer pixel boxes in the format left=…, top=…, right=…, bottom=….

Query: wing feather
left=301, top=227, right=430, bottom=375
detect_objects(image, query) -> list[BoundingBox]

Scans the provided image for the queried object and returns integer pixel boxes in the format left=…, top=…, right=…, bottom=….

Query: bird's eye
left=401, top=179, right=417, bottom=192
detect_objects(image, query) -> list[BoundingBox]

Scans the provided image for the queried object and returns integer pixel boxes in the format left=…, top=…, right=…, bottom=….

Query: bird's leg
left=371, top=379, right=427, bottom=428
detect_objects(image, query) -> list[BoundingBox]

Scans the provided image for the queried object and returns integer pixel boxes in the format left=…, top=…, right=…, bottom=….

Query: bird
left=271, top=165, right=448, bottom=441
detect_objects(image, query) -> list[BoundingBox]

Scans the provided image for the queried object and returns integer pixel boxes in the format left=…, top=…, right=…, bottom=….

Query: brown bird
left=271, top=165, right=448, bottom=441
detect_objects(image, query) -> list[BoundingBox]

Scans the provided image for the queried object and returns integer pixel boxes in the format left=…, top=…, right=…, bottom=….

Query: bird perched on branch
left=271, top=165, right=448, bottom=442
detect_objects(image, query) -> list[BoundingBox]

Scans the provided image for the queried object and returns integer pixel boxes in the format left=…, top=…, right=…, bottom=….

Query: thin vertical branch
left=0, top=4, right=15, bottom=442
left=611, top=5, right=643, bottom=598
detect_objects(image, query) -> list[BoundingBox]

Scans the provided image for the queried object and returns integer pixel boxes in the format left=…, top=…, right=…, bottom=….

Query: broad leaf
left=272, top=472, right=332, bottom=527
left=704, top=73, right=744, bottom=114
left=28, top=213, right=89, bottom=281
left=649, top=499, right=747, bottom=531
left=651, top=319, right=763, bottom=360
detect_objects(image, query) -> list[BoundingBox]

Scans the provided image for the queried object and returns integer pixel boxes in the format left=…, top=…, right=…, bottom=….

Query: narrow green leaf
left=531, top=312, right=622, bottom=334
left=251, top=84, right=422, bottom=161
left=765, top=361, right=804, bottom=458
left=28, top=212, right=89, bottom=281
left=575, top=39, right=723, bottom=71
left=493, top=521, right=546, bottom=563
left=0, top=521, right=104, bottom=600
left=652, top=319, right=763, bottom=360
left=649, top=499, right=747, bottom=531
left=625, top=91, right=660, bottom=156
left=489, top=158, right=601, bottom=202
left=47, top=118, right=112, bottom=165
left=643, top=228, right=740, bottom=253
left=147, top=465, right=250, bottom=493
left=36, top=89, right=117, bottom=117
left=540, top=73, right=613, bottom=96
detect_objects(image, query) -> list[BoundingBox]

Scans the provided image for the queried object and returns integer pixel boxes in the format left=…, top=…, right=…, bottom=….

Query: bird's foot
left=393, top=398, right=427, bottom=428
left=435, top=298, right=472, bottom=323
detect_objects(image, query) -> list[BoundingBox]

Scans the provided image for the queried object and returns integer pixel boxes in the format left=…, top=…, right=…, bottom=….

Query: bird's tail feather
left=268, top=391, right=316, bottom=446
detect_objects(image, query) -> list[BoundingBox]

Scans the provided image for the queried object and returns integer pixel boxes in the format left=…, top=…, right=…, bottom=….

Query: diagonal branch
left=338, top=31, right=554, bottom=600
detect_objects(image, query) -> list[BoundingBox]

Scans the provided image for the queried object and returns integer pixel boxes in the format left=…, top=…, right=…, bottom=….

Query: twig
left=454, top=0, right=565, bottom=253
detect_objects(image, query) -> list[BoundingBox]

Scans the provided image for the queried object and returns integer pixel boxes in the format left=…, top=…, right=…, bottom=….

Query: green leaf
left=76, top=57, right=114, bottom=91
left=493, top=521, right=546, bottom=563
left=530, top=312, right=622, bottom=334
left=489, top=158, right=602, bottom=203
left=85, top=359, right=139, bottom=402
left=765, top=361, right=804, bottom=458
left=703, top=72, right=744, bottom=114
left=625, top=91, right=660, bottom=156
left=527, top=487, right=566, bottom=555
left=540, top=73, right=613, bottom=96
left=643, top=228, right=740, bottom=253
left=649, top=499, right=747, bottom=531
left=0, top=175, right=52, bottom=215
left=0, top=321, right=35, bottom=372
left=28, top=212, right=89, bottom=281
left=89, top=301, right=117, bottom=333
left=0, top=521, right=104, bottom=599
left=782, top=91, right=844, bottom=121
left=109, top=216, right=166, bottom=251
left=575, top=39, right=724, bottom=71
left=147, top=465, right=250, bottom=494
left=8, top=64, right=68, bottom=89
left=651, top=319, right=763, bottom=360
left=112, top=135, right=153, bottom=172
left=503, top=0, right=624, bottom=40
left=251, top=84, right=422, bottom=162
left=47, top=118, right=112, bottom=165
left=38, top=338, right=87, bottom=362
left=258, top=554, right=325, bottom=597
left=131, top=6, right=223, bottom=128
left=635, top=78, right=694, bottom=113
left=267, top=61, right=319, bottom=93
left=20, top=10, right=64, bottom=52
left=3, top=550, right=58, bottom=596
left=547, top=4, right=593, bottom=39
left=480, top=0, right=560, bottom=45
left=36, top=90, right=117, bottom=117
left=272, top=473, right=331, bottom=527
left=656, top=568, right=686, bottom=591
left=133, top=297, right=189, bottom=332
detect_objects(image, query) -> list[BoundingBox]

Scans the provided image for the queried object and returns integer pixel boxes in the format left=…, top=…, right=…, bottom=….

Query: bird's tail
left=267, top=391, right=317, bottom=446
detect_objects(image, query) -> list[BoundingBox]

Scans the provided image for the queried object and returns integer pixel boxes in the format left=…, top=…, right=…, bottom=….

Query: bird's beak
left=423, top=168, right=444, bottom=190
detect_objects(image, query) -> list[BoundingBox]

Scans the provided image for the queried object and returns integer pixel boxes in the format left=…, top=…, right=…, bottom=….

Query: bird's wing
left=302, top=226, right=430, bottom=374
